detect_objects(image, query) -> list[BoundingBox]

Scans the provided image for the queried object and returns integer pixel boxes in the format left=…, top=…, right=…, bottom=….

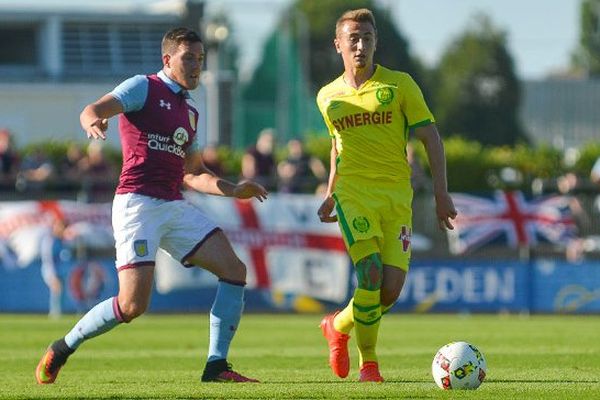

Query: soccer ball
left=431, top=341, right=487, bottom=390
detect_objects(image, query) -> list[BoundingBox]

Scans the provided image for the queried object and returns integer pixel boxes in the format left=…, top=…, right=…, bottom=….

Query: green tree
left=572, top=0, right=600, bottom=76
left=294, top=0, right=423, bottom=91
left=240, top=0, right=424, bottom=147
left=433, top=14, right=526, bottom=146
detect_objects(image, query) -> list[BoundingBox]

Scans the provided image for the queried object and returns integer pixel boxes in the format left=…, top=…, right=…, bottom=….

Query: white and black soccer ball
left=432, top=341, right=487, bottom=390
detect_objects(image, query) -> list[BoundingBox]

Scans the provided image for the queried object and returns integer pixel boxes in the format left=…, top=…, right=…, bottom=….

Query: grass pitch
left=0, top=313, right=599, bottom=399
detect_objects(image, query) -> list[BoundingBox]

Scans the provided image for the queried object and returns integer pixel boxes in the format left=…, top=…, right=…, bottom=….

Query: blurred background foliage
left=10, top=0, right=600, bottom=193
left=19, top=137, right=600, bottom=193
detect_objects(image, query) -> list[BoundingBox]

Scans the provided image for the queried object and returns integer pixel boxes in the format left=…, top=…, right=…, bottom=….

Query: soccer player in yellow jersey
left=316, top=9, right=457, bottom=382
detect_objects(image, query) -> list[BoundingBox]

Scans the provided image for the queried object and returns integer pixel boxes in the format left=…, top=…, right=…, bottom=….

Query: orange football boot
left=359, top=361, right=384, bottom=383
left=36, top=347, right=67, bottom=384
left=319, top=311, right=350, bottom=378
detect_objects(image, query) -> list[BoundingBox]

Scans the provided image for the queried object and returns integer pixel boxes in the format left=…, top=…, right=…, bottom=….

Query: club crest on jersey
left=352, top=216, right=370, bottom=233
left=376, top=87, right=394, bottom=105
left=173, top=127, right=189, bottom=146
left=159, top=99, right=171, bottom=110
left=188, top=110, right=197, bottom=131
left=399, top=225, right=411, bottom=252
left=134, top=240, right=148, bottom=257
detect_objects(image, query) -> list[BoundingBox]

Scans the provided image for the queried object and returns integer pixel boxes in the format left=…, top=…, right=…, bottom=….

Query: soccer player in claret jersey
left=316, top=9, right=457, bottom=382
left=35, top=27, right=266, bottom=385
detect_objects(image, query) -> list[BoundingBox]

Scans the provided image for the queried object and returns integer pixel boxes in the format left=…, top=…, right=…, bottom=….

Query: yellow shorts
left=333, top=176, right=413, bottom=270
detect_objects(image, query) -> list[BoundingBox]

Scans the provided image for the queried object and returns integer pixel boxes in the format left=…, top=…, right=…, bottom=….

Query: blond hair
left=335, top=8, right=377, bottom=37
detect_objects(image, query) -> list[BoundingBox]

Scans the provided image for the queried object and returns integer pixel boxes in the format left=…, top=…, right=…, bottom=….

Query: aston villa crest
left=188, top=110, right=197, bottom=131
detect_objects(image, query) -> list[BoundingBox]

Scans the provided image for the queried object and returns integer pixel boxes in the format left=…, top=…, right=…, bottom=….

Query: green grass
left=1, top=313, right=599, bottom=399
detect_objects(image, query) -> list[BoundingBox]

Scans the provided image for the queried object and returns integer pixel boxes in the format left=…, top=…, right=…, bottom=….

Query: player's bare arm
left=413, top=124, right=457, bottom=230
left=318, top=138, right=339, bottom=223
left=80, top=94, right=124, bottom=140
left=183, top=151, right=268, bottom=202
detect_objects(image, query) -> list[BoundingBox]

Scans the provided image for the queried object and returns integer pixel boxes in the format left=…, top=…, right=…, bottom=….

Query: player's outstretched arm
left=413, top=124, right=457, bottom=230
left=80, top=94, right=124, bottom=140
left=183, top=151, right=268, bottom=202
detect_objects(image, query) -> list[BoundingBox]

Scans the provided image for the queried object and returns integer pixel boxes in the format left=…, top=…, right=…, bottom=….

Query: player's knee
left=221, top=257, right=247, bottom=282
left=355, top=254, right=382, bottom=290
left=118, top=299, right=148, bottom=322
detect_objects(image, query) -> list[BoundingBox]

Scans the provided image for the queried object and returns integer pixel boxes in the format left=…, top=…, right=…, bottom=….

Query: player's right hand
left=318, top=196, right=338, bottom=223
left=86, top=118, right=108, bottom=140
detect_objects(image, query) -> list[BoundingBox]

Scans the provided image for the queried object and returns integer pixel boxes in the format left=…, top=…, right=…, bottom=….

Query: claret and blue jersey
left=110, top=70, right=202, bottom=200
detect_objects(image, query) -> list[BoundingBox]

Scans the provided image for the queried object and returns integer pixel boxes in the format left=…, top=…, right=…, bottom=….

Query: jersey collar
left=157, top=70, right=191, bottom=99
left=341, top=64, right=380, bottom=91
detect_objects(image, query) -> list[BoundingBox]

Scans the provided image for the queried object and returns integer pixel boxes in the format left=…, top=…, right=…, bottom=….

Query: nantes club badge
left=375, top=87, right=394, bottom=105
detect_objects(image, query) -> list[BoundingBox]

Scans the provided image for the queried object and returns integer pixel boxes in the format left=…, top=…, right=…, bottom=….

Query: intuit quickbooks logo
left=147, top=130, right=186, bottom=158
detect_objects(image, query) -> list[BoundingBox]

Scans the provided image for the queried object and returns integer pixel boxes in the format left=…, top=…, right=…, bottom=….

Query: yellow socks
left=334, top=297, right=395, bottom=333
left=353, top=288, right=381, bottom=365
left=333, top=298, right=354, bottom=334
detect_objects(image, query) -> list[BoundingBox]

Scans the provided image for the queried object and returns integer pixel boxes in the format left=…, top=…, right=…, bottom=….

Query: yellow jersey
left=316, top=65, right=434, bottom=182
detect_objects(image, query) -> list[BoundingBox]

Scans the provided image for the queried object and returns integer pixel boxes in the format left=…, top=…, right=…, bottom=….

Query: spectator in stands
left=0, top=240, right=18, bottom=270
left=78, top=140, right=117, bottom=181
left=40, top=215, right=72, bottom=318
left=557, top=173, right=590, bottom=263
left=241, top=128, right=276, bottom=190
left=201, top=144, right=224, bottom=177
left=16, top=148, right=55, bottom=191
left=59, top=143, right=85, bottom=181
left=277, top=138, right=326, bottom=193
left=591, top=156, right=600, bottom=186
left=77, top=141, right=118, bottom=201
left=0, top=129, right=19, bottom=182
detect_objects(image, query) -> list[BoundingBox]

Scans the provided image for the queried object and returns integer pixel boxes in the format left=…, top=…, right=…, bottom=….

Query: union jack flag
left=447, top=191, right=577, bottom=254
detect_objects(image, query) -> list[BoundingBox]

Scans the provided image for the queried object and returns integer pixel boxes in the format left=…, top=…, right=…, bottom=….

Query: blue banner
left=531, top=259, right=600, bottom=313
left=1, top=258, right=600, bottom=314
left=395, top=260, right=530, bottom=313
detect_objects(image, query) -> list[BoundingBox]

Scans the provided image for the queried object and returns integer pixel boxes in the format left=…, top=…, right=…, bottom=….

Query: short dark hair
left=161, top=27, right=203, bottom=55
left=335, top=9, right=377, bottom=37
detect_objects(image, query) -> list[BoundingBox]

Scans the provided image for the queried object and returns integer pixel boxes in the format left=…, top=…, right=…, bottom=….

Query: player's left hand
left=233, top=181, right=268, bottom=202
left=435, top=191, right=457, bottom=230
left=317, top=196, right=338, bottom=223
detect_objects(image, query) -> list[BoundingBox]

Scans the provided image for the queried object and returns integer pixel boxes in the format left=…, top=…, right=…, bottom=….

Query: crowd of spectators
left=0, top=128, right=118, bottom=199
left=3, top=126, right=600, bottom=203
left=203, top=127, right=329, bottom=194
